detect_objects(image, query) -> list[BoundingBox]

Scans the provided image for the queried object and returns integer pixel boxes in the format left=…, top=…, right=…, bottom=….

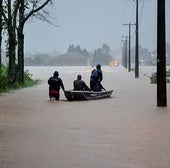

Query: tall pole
left=157, top=0, right=167, bottom=106
left=122, top=36, right=128, bottom=69
left=128, top=23, right=131, bottom=72
left=135, top=0, right=139, bottom=78
left=123, top=23, right=135, bottom=72
left=125, top=36, right=128, bottom=69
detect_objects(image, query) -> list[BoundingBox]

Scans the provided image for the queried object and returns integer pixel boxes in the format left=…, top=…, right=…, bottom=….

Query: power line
left=139, top=0, right=145, bottom=26
left=123, top=23, right=136, bottom=72
left=125, top=0, right=142, bottom=78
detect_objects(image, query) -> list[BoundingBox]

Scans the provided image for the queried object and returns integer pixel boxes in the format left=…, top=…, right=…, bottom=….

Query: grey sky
left=24, top=0, right=170, bottom=54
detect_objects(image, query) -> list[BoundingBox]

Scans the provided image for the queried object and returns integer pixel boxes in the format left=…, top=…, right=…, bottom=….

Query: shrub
left=150, top=72, right=157, bottom=84
left=0, top=66, right=8, bottom=92
left=0, top=75, right=8, bottom=92
left=150, top=69, right=170, bottom=84
left=0, top=66, right=39, bottom=93
left=23, top=69, right=39, bottom=87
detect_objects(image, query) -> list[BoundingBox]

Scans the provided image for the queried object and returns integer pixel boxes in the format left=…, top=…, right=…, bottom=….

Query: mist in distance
left=24, top=0, right=170, bottom=54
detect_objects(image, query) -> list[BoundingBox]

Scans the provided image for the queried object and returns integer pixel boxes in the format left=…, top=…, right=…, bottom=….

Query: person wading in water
left=48, top=71, right=65, bottom=101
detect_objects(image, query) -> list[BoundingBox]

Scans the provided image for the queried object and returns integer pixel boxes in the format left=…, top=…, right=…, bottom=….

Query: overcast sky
left=24, top=0, right=170, bottom=54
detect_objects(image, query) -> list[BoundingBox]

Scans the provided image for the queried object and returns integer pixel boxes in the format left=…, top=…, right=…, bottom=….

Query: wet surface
left=0, top=66, right=170, bottom=168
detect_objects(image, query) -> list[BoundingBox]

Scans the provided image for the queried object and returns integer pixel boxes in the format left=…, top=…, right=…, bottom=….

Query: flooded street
left=0, top=66, right=170, bottom=168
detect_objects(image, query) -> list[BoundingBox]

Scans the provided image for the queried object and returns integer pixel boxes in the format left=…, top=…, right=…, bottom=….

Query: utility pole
left=122, top=36, right=128, bottom=69
left=126, top=0, right=140, bottom=77
left=123, top=22, right=136, bottom=72
left=128, top=23, right=131, bottom=72
left=135, top=0, right=139, bottom=78
left=125, top=36, right=128, bottom=69
left=157, top=0, right=167, bottom=106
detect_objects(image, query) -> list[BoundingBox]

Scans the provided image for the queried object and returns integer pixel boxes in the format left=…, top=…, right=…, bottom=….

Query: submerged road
left=0, top=66, right=170, bottom=168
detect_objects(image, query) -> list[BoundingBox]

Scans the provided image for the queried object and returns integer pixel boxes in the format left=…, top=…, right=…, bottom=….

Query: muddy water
left=0, top=66, right=170, bottom=168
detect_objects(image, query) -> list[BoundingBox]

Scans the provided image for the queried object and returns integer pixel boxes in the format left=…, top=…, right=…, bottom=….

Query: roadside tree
left=1, top=0, right=54, bottom=85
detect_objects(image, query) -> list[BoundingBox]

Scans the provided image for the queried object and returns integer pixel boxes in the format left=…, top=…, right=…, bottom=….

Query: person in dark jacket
left=48, top=71, right=65, bottom=101
left=73, top=75, right=90, bottom=91
left=90, top=64, right=105, bottom=91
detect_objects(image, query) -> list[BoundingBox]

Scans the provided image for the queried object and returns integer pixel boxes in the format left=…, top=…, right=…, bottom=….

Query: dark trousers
left=90, top=80, right=101, bottom=91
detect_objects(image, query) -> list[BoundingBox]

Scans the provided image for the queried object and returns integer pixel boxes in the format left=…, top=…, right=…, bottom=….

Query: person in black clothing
left=48, top=71, right=65, bottom=101
left=90, top=64, right=105, bottom=91
left=73, top=75, right=90, bottom=91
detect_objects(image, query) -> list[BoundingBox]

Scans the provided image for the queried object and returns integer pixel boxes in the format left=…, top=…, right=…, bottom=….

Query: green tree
left=75, top=45, right=81, bottom=53
left=3, top=0, right=18, bottom=84
left=67, top=44, right=75, bottom=53
left=1, top=0, right=53, bottom=85
left=102, top=44, right=110, bottom=55
left=81, top=49, right=89, bottom=57
left=95, top=44, right=112, bottom=65
left=131, top=45, right=152, bottom=64
left=17, top=0, right=53, bottom=84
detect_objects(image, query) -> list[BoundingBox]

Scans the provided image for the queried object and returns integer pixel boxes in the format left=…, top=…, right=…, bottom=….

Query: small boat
left=64, top=90, right=113, bottom=101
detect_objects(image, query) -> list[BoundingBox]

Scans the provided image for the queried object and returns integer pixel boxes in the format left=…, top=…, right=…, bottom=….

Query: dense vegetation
left=0, top=66, right=39, bottom=94
left=0, top=0, right=53, bottom=91
left=150, top=69, right=170, bottom=84
left=24, top=44, right=114, bottom=66
left=122, top=42, right=170, bottom=67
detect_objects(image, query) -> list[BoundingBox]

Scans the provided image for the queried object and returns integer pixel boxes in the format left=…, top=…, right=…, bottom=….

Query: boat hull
left=64, top=90, right=113, bottom=101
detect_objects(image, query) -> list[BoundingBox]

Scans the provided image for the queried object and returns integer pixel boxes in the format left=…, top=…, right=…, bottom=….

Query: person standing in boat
left=90, top=64, right=105, bottom=91
left=73, top=75, right=90, bottom=91
left=48, top=71, right=65, bottom=101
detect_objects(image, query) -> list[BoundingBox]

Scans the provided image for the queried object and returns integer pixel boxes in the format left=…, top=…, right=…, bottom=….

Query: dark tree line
left=0, top=0, right=53, bottom=86
left=93, top=44, right=112, bottom=65
left=67, top=44, right=89, bottom=57
left=67, top=44, right=113, bottom=65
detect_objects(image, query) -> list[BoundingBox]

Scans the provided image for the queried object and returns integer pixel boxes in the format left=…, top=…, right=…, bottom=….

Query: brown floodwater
left=0, top=66, right=170, bottom=168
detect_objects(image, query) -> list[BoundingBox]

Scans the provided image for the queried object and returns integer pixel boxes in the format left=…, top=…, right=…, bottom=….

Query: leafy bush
left=0, top=66, right=9, bottom=92
left=23, top=69, right=39, bottom=87
left=0, top=75, right=8, bottom=92
left=150, top=72, right=157, bottom=84
left=0, top=66, right=39, bottom=93
left=150, top=69, right=170, bottom=84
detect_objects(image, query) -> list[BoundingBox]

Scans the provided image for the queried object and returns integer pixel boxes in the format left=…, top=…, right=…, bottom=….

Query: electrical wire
left=139, top=0, right=145, bottom=26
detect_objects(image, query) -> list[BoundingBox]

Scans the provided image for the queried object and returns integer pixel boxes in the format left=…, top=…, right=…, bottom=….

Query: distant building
left=46, top=52, right=88, bottom=66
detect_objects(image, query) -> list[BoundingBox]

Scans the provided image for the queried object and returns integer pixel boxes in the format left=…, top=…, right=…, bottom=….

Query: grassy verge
left=150, top=69, right=170, bottom=84
left=0, top=66, right=40, bottom=94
